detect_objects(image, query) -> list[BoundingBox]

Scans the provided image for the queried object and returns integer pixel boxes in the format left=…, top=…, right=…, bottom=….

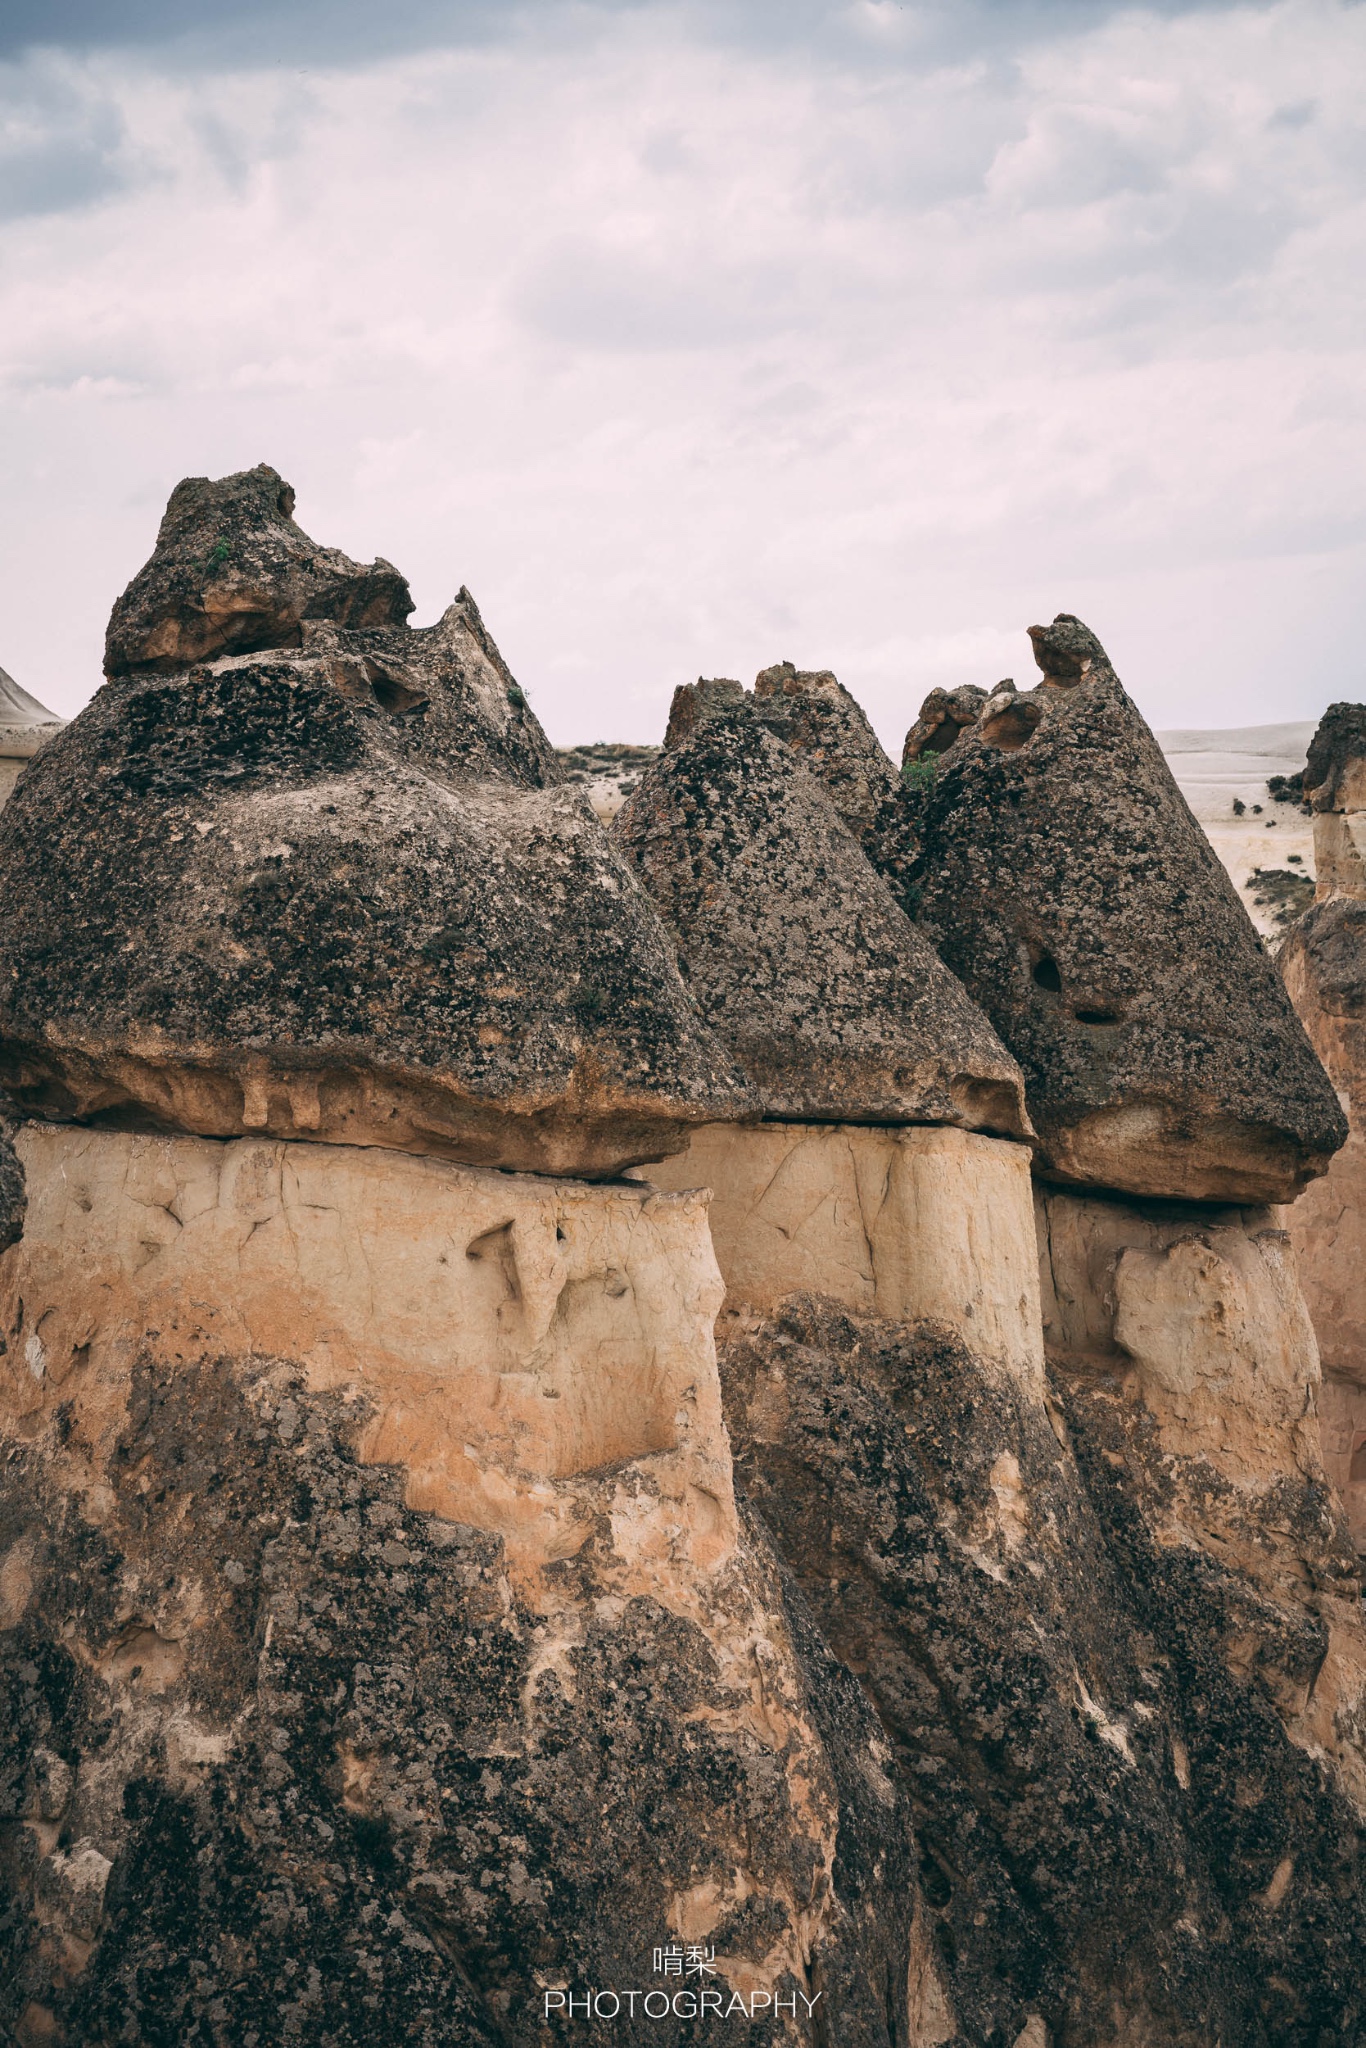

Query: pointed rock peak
left=745, top=659, right=919, bottom=917
left=1027, top=613, right=1118, bottom=690
left=663, top=677, right=745, bottom=750
left=104, top=463, right=414, bottom=679
left=614, top=700, right=1030, bottom=1138
left=912, top=621, right=1346, bottom=1202
left=0, top=665, right=61, bottom=728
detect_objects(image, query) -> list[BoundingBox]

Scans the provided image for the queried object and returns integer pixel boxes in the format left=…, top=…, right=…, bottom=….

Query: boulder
left=0, top=472, right=751, bottom=1177
left=104, top=463, right=413, bottom=677
left=905, top=615, right=1346, bottom=1202
left=613, top=695, right=1029, bottom=1136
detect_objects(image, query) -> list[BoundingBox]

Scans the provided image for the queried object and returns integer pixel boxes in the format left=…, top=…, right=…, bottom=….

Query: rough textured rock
left=646, top=1122, right=1043, bottom=1385
left=906, top=615, right=1346, bottom=1202
left=614, top=700, right=1030, bottom=1136
left=1269, top=885, right=1366, bottom=1392
left=0, top=1124, right=23, bottom=1255
left=901, top=685, right=989, bottom=765
left=0, top=472, right=752, bottom=1176
left=0, top=1125, right=921, bottom=2046
left=1277, top=702, right=1366, bottom=1547
left=103, top=463, right=414, bottom=677
left=748, top=661, right=921, bottom=916
left=1320, top=1375, right=1366, bottom=1555
left=718, top=1233, right=1366, bottom=2045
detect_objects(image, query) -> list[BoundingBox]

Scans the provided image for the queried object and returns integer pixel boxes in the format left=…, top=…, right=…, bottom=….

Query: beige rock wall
left=1277, top=782, right=1366, bottom=1519
left=2, top=1123, right=735, bottom=1587
left=1036, top=1185, right=1366, bottom=1808
left=1320, top=1373, right=1366, bottom=1552
left=643, top=1121, right=1044, bottom=1390
left=1279, top=947, right=1366, bottom=1385
left=1, top=1123, right=912, bottom=2018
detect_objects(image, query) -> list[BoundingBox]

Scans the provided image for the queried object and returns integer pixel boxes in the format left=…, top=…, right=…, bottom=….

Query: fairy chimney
left=904, top=615, right=1346, bottom=1204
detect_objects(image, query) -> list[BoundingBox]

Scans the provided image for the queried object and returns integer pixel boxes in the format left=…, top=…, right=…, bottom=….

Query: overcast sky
left=2, top=0, right=1363, bottom=749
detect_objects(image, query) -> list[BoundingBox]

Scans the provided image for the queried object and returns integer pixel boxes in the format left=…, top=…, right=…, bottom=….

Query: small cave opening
left=371, top=673, right=429, bottom=717
left=1032, top=956, right=1062, bottom=993
left=1074, top=1007, right=1123, bottom=1027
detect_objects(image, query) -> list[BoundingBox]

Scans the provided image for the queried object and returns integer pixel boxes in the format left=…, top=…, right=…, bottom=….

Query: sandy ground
left=1157, top=722, right=1317, bottom=940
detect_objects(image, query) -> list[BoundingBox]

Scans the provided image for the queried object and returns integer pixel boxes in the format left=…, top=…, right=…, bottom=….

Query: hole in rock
left=466, top=1222, right=521, bottom=1304
left=1074, top=1007, right=1122, bottom=1026
left=369, top=670, right=429, bottom=717
left=97, top=1622, right=185, bottom=1693
left=1032, top=956, right=1062, bottom=992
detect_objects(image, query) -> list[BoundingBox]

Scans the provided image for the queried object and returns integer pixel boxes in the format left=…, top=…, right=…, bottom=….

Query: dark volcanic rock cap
left=613, top=691, right=1031, bottom=1136
left=0, top=471, right=754, bottom=1175
left=906, top=615, right=1346, bottom=1202
left=750, top=660, right=920, bottom=916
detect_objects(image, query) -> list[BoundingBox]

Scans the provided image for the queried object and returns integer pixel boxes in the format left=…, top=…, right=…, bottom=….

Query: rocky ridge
left=0, top=501, right=1363, bottom=2048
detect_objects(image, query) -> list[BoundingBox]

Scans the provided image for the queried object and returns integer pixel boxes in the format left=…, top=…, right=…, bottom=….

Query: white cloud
left=0, top=0, right=1363, bottom=753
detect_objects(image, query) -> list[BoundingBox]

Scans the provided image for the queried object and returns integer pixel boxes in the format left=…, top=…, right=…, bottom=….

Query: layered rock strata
left=1278, top=702, right=1366, bottom=1548
left=903, top=616, right=1346, bottom=1204
left=641, top=636, right=1366, bottom=2040
left=4, top=505, right=1365, bottom=2048
left=0, top=469, right=750, bottom=1177
left=614, top=694, right=1029, bottom=1136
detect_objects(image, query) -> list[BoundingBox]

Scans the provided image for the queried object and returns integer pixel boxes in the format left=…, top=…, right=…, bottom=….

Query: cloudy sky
left=2, top=0, right=1363, bottom=749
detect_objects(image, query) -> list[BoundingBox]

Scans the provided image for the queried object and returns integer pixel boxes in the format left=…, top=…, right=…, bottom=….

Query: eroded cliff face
left=0, top=1126, right=919, bottom=2047
left=701, top=1186, right=1366, bottom=2045
left=1278, top=703, right=1366, bottom=1552
left=0, top=469, right=752, bottom=1176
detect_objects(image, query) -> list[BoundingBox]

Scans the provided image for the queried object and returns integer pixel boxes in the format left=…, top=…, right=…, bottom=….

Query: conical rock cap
left=0, top=472, right=753, bottom=1174
left=906, top=616, right=1346, bottom=1202
left=614, top=691, right=1030, bottom=1136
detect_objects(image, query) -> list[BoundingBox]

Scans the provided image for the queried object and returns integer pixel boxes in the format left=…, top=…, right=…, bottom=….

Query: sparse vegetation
left=901, top=753, right=940, bottom=793
left=1248, top=865, right=1314, bottom=928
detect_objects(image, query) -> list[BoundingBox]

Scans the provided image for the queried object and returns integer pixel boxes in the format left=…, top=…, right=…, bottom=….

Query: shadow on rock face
left=719, top=1292, right=1366, bottom=2048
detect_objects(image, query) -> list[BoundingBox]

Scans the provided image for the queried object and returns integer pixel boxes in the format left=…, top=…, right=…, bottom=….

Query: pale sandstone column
left=646, top=1121, right=1044, bottom=1392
